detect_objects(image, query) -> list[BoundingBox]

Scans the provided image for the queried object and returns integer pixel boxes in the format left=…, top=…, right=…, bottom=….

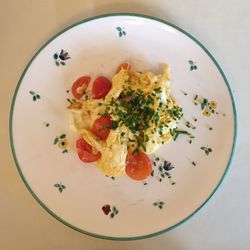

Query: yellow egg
left=68, top=63, right=182, bottom=177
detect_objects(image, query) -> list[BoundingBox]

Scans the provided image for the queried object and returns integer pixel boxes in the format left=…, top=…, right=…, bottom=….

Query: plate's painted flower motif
left=210, top=101, right=217, bottom=109
left=59, top=49, right=70, bottom=60
left=29, top=91, right=40, bottom=101
left=54, top=134, right=69, bottom=153
left=54, top=183, right=66, bottom=193
left=200, top=145, right=213, bottom=155
left=53, top=49, right=70, bottom=66
left=153, top=201, right=165, bottom=209
left=58, top=138, right=69, bottom=149
left=116, top=27, right=126, bottom=37
left=193, top=95, right=220, bottom=117
left=163, top=161, right=174, bottom=171
left=151, top=156, right=175, bottom=184
left=102, top=205, right=119, bottom=218
left=102, top=204, right=111, bottom=215
left=203, top=108, right=211, bottom=117
left=188, top=60, right=197, bottom=71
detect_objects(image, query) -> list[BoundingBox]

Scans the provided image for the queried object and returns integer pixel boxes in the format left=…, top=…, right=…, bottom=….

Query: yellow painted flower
left=210, top=101, right=217, bottom=109
left=203, top=108, right=211, bottom=117
left=58, top=139, right=69, bottom=149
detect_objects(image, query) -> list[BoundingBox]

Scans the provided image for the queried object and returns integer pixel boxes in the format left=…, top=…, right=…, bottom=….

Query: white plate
left=10, top=14, right=237, bottom=240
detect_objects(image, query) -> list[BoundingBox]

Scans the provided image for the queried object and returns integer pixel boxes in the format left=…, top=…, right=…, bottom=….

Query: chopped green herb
left=101, top=110, right=109, bottom=117
left=110, top=120, right=118, bottom=130
left=154, top=87, right=162, bottom=93
left=173, top=129, right=192, bottom=141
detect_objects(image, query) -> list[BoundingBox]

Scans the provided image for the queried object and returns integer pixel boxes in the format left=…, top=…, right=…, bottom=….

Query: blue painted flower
left=163, top=161, right=173, bottom=171
left=59, top=49, right=70, bottom=61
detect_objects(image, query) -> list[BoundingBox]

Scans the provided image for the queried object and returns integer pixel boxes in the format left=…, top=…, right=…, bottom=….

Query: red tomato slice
left=125, top=152, right=152, bottom=180
left=92, top=115, right=111, bottom=140
left=76, top=138, right=101, bottom=163
left=72, top=76, right=91, bottom=99
left=116, top=62, right=131, bottom=73
left=92, top=76, right=112, bottom=99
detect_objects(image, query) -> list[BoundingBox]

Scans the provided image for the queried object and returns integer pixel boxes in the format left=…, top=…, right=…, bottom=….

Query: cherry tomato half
left=92, top=76, right=112, bottom=99
left=71, top=76, right=91, bottom=100
left=92, top=115, right=111, bottom=140
left=116, top=62, right=131, bottom=73
left=125, top=151, right=152, bottom=181
left=76, top=138, right=101, bottom=163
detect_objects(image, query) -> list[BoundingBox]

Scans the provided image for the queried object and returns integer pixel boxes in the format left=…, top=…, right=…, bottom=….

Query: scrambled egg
left=68, top=64, right=182, bottom=176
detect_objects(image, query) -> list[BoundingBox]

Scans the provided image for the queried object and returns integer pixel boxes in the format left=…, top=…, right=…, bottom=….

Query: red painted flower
left=102, top=204, right=111, bottom=215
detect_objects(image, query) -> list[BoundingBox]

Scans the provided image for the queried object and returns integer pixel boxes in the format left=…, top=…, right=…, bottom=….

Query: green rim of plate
left=9, top=13, right=237, bottom=241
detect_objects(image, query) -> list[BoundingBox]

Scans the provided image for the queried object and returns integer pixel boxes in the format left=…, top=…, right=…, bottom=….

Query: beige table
left=1, top=1, right=249, bottom=249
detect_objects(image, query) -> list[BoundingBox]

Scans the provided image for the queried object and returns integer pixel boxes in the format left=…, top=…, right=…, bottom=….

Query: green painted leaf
left=62, top=149, right=68, bottom=154
left=54, top=137, right=59, bottom=144
left=115, top=210, right=119, bottom=215
left=159, top=205, right=163, bottom=209
left=36, top=95, right=40, bottom=99
left=188, top=60, right=193, bottom=64
left=159, top=201, right=164, bottom=205
left=193, top=65, right=197, bottom=70
left=60, top=134, right=66, bottom=139
left=110, top=213, right=114, bottom=218
left=119, top=31, right=122, bottom=37
left=116, top=27, right=122, bottom=32
left=208, top=148, right=212, bottom=152
left=29, top=91, right=35, bottom=95
left=151, top=170, right=154, bottom=177
left=153, top=202, right=158, bottom=206
left=122, top=31, right=126, bottom=36
left=190, top=66, right=194, bottom=71
left=201, top=146, right=205, bottom=150
left=55, top=61, right=60, bottom=66
left=53, top=53, right=58, bottom=59
left=60, top=61, right=66, bottom=66
left=54, top=184, right=60, bottom=187
left=33, top=96, right=36, bottom=101
left=61, top=185, right=66, bottom=189
left=59, top=187, right=63, bottom=193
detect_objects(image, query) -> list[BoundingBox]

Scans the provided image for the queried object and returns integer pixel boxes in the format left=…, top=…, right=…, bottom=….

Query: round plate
left=10, top=14, right=237, bottom=240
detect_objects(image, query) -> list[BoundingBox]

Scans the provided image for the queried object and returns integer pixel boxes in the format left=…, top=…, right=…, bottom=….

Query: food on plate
left=68, top=63, right=183, bottom=180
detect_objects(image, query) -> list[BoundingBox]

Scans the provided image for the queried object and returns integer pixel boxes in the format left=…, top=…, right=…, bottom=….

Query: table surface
left=1, top=1, right=249, bottom=249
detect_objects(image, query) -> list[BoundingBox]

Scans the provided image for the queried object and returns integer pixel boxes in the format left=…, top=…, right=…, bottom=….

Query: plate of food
left=10, top=13, right=237, bottom=240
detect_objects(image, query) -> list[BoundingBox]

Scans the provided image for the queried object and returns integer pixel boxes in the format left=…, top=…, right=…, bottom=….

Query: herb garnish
left=105, top=88, right=183, bottom=152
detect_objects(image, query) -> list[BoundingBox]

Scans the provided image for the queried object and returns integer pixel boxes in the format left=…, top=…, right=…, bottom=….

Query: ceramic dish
left=10, top=14, right=237, bottom=240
